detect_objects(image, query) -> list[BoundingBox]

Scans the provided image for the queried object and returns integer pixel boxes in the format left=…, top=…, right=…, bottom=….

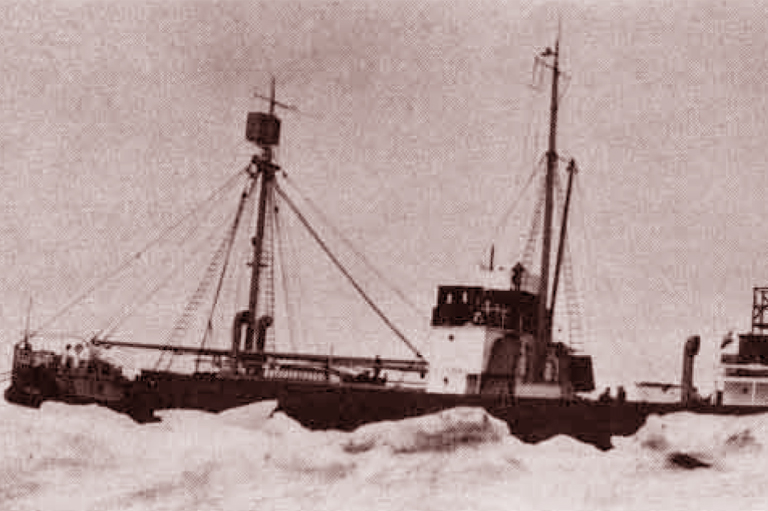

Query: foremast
left=232, top=79, right=427, bottom=374
left=235, top=78, right=284, bottom=365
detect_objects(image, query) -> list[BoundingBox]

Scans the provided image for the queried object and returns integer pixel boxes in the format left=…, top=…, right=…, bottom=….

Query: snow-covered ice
left=2, top=400, right=768, bottom=511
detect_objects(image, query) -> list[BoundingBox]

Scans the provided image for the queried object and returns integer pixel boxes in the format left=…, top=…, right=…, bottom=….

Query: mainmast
left=534, top=37, right=560, bottom=380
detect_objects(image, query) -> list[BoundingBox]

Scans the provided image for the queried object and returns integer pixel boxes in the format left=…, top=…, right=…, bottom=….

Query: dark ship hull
left=274, top=383, right=644, bottom=450
left=274, top=384, right=768, bottom=450
left=10, top=360, right=768, bottom=451
left=0, top=364, right=657, bottom=450
left=135, top=376, right=667, bottom=450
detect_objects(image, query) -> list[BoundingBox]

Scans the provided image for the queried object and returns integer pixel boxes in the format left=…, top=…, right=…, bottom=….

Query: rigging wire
left=171, top=176, right=255, bottom=370
left=231, top=171, right=257, bottom=328
left=490, top=153, right=547, bottom=258
left=275, top=180, right=311, bottom=353
left=267, top=179, right=278, bottom=346
left=521, top=167, right=547, bottom=272
left=168, top=232, right=232, bottom=347
left=199, top=178, right=257, bottom=352
left=573, top=174, right=604, bottom=348
left=30, top=169, right=248, bottom=338
left=275, top=183, right=424, bottom=360
left=96, top=199, right=239, bottom=342
left=159, top=173, right=257, bottom=371
left=524, top=162, right=585, bottom=272
left=552, top=167, right=576, bottom=342
left=52, top=139, right=246, bottom=258
left=274, top=196, right=300, bottom=352
left=280, top=172, right=424, bottom=317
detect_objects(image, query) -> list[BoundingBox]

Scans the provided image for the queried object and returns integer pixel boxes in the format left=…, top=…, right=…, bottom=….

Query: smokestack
left=681, top=335, right=701, bottom=405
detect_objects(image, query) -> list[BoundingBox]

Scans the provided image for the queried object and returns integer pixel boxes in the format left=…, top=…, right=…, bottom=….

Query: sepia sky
left=1, top=0, right=767, bottom=389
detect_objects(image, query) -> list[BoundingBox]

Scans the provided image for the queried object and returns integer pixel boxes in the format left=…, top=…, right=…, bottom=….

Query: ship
left=7, top=37, right=768, bottom=451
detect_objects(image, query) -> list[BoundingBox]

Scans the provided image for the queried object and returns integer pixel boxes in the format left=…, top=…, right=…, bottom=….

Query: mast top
left=254, top=77, right=298, bottom=116
left=246, top=77, right=298, bottom=150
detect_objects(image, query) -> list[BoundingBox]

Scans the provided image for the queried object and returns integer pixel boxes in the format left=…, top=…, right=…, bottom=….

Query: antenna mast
left=23, top=298, right=32, bottom=345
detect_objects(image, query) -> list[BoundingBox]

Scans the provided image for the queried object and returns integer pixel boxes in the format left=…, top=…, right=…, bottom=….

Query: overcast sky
left=1, top=0, right=767, bottom=389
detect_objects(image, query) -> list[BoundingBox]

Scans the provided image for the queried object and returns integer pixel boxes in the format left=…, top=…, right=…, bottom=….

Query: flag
left=720, top=331, right=735, bottom=349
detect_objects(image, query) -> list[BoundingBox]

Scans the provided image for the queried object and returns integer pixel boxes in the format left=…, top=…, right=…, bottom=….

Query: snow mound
left=218, top=400, right=279, bottom=430
left=537, top=434, right=605, bottom=455
left=243, top=411, right=355, bottom=480
left=616, top=412, right=768, bottom=469
left=342, top=407, right=509, bottom=454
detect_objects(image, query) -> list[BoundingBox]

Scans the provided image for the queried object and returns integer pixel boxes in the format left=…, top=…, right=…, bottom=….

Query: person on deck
left=64, top=345, right=73, bottom=370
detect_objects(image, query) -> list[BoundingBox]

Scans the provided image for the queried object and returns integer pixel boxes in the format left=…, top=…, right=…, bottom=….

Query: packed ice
left=2, top=400, right=768, bottom=511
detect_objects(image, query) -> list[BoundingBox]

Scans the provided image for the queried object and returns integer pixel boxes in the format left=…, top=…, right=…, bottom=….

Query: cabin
left=718, top=333, right=768, bottom=406
left=426, top=283, right=594, bottom=398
